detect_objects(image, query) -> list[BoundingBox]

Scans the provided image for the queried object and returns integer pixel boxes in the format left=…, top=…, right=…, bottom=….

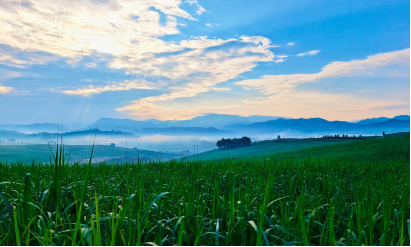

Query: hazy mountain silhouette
left=170, top=114, right=288, bottom=128
left=392, top=115, right=410, bottom=120
left=0, top=123, right=69, bottom=134
left=355, top=117, right=391, bottom=125
left=223, top=117, right=410, bottom=135
left=137, top=127, right=233, bottom=136
left=1, top=114, right=408, bottom=137
left=84, top=114, right=288, bottom=132
left=354, top=115, right=410, bottom=125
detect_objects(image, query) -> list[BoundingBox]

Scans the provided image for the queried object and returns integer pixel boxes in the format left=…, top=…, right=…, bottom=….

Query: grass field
left=0, top=144, right=176, bottom=164
left=0, top=133, right=409, bottom=245
left=187, top=137, right=363, bottom=161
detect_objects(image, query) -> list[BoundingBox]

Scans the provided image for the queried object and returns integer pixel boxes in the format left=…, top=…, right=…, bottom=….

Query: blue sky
left=0, top=0, right=409, bottom=124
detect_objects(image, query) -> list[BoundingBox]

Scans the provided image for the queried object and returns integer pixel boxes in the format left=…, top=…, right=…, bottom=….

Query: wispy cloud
left=274, top=59, right=284, bottom=63
left=0, top=69, right=22, bottom=80
left=85, top=63, right=97, bottom=68
left=0, top=68, right=20, bottom=93
left=197, top=6, right=207, bottom=15
left=227, top=49, right=410, bottom=120
left=62, top=80, right=155, bottom=96
left=287, top=42, right=295, bottom=46
left=0, top=46, right=56, bottom=68
left=0, top=85, right=12, bottom=94
left=297, top=50, right=320, bottom=56
left=236, top=49, right=409, bottom=95
left=184, top=0, right=208, bottom=15
left=206, top=23, right=212, bottom=27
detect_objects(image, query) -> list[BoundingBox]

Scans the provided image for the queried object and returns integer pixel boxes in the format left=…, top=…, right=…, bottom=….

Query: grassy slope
left=264, top=132, right=410, bottom=163
left=0, top=144, right=176, bottom=163
left=188, top=138, right=359, bottom=161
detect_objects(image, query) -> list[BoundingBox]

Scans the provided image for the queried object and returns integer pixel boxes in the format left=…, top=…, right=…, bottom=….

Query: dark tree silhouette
left=216, top=136, right=251, bottom=149
left=216, top=140, right=223, bottom=149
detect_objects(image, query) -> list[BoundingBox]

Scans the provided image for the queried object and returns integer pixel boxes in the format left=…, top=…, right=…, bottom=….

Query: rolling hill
left=0, top=144, right=175, bottom=164
left=187, top=132, right=410, bottom=161
left=187, top=137, right=360, bottom=161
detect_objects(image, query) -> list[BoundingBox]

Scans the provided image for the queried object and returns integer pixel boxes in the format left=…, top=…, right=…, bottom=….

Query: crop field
left=187, top=137, right=362, bottom=161
left=0, top=134, right=409, bottom=245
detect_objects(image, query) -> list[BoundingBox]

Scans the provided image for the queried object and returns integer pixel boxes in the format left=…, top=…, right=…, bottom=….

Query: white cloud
left=85, top=62, right=97, bottom=68
left=274, top=59, right=284, bottom=63
left=0, top=0, right=276, bottom=119
left=0, top=85, right=12, bottom=93
left=184, top=0, right=208, bottom=15
left=197, top=6, right=207, bottom=15
left=229, top=49, right=410, bottom=120
left=126, top=49, right=408, bottom=121
left=0, top=69, right=22, bottom=80
left=236, top=49, right=409, bottom=95
left=0, top=69, right=16, bottom=93
left=297, top=50, right=320, bottom=56
left=0, top=46, right=56, bottom=68
left=62, top=80, right=155, bottom=96
left=211, top=87, right=231, bottom=91
left=0, top=0, right=195, bottom=59
left=206, top=23, right=212, bottom=27
left=276, top=55, right=288, bottom=58
left=287, top=42, right=295, bottom=46
left=239, top=36, right=271, bottom=48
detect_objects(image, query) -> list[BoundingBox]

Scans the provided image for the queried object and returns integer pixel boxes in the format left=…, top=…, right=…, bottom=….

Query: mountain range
left=353, top=115, right=410, bottom=125
left=0, top=114, right=409, bottom=137
left=82, top=114, right=287, bottom=132
left=223, top=118, right=410, bottom=136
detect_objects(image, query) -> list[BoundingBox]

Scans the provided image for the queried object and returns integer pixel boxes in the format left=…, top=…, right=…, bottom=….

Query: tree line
left=216, top=136, right=251, bottom=149
left=322, top=134, right=362, bottom=138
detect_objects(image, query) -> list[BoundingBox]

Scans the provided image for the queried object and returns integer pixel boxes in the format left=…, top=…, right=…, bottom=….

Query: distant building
left=110, top=143, right=115, bottom=147
left=277, top=135, right=281, bottom=140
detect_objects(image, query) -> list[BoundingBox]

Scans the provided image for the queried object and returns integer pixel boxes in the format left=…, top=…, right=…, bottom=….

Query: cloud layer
left=0, top=0, right=275, bottom=118
left=235, top=48, right=409, bottom=95
left=297, top=50, right=320, bottom=56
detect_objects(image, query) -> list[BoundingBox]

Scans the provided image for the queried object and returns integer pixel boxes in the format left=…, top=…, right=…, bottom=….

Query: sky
left=0, top=0, right=409, bottom=124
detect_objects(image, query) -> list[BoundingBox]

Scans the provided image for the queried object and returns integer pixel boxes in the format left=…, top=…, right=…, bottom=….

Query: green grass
left=187, top=137, right=362, bottom=161
left=0, top=134, right=409, bottom=245
left=0, top=144, right=176, bottom=164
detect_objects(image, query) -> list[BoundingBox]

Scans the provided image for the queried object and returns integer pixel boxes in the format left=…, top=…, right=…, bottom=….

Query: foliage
left=0, top=134, right=409, bottom=245
left=216, top=136, right=251, bottom=149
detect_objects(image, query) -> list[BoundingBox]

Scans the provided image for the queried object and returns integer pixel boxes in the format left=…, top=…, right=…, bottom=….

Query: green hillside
left=261, top=132, right=410, bottom=163
left=188, top=137, right=361, bottom=161
left=0, top=144, right=176, bottom=163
